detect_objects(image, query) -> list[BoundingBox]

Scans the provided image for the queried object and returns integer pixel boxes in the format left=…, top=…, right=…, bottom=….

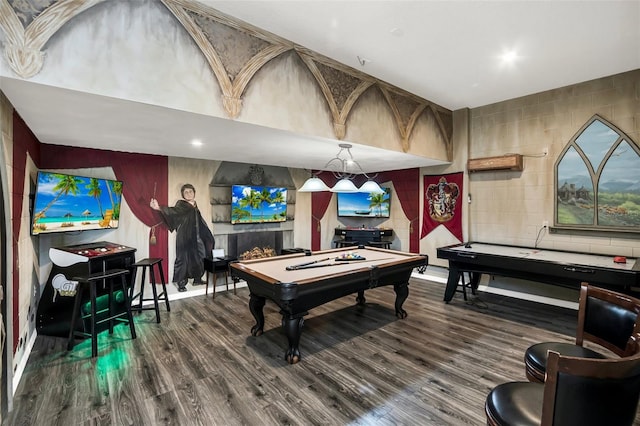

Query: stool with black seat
left=524, top=282, right=640, bottom=383
left=129, top=258, right=171, bottom=323
left=455, top=271, right=477, bottom=301
left=337, top=241, right=358, bottom=248
left=67, top=268, right=137, bottom=358
left=367, top=241, right=391, bottom=249
left=416, top=254, right=429, bottom=274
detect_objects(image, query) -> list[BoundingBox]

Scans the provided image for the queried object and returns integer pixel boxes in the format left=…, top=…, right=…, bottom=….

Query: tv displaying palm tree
left=231, top=185, right=287, bottom=224
left=337, top=188, right=391, bottom=218
left=31, top=171, right=123, bottom=235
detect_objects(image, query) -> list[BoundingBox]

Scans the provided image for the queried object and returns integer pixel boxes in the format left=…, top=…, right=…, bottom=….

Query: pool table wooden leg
left=281, top=315, right=304, bottom=364
left=394, top=282, right=409, bottom=319
left=249, top=294, right=266, bottom=336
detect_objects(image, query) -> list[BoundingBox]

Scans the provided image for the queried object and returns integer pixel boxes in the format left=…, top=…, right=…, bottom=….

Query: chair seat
left=525, top=342, right=606, bottom=382
left=485, top=382, right=544, bottom=426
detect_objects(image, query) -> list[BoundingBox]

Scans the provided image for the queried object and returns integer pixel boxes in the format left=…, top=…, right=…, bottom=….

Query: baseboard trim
left=12, top=332, right=37, bottom=395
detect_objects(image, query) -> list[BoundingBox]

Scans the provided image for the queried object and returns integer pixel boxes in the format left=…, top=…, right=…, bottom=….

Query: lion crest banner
left=421, top=172, right=463, bottom=241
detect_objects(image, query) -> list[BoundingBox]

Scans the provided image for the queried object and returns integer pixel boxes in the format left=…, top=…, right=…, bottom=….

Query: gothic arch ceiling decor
left=0, top=0, right=452, bottom=160
left=160, top=0, right=294, bottom=119
left=0, top=0, right=106, bottom=79
left=160, top=0, right=452, bottom=154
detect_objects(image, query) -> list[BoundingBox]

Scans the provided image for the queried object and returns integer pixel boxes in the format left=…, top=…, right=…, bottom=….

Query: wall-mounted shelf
left=467, top=154, right=523, bottom=172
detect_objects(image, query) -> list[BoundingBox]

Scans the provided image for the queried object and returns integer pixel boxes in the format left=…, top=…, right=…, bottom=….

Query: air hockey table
left=437, top=242, right=640, bottom=303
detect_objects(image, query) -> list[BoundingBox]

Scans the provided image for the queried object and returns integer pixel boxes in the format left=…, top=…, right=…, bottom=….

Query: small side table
left=203, top=256, right=237, bottom=298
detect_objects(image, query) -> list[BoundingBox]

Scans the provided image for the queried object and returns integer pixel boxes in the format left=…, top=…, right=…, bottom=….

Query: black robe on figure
left=159, top=200, right=215, bottom=284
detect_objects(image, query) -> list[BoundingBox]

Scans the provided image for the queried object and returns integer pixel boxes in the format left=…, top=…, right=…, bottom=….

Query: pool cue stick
left=288, top=263, right=342, bottom=270
left=288, top=257, right=398, bottom=270
left=286, top=257, right=331, bottom=270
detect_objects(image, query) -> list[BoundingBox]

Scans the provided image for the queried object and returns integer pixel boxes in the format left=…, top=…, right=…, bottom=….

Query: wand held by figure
left=150, top=182, right=158, bottom=244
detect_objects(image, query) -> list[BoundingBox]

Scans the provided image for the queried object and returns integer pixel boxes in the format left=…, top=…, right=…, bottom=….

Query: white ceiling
left=2, top=1, right=639, bottom=173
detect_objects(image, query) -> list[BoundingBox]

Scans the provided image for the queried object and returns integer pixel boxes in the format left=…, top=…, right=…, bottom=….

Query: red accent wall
left=11, top=112, right=170, bottom=352
left=39, top=144, right=170, bottom=279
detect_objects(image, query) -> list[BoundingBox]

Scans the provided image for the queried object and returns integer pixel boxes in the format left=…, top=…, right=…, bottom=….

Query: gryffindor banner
left=421, top=172, right=463, bottom=241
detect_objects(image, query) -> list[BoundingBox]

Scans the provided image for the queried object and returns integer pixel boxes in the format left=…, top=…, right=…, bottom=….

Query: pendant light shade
left=358, top=180, right=385, bottom=194
left=298, top=176, right=330, bottom=192
left=330, top=178, right=359, bottom=193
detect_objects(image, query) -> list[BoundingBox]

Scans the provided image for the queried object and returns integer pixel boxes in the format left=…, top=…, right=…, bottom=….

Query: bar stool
left=456, top=271, right=476, bottom=301
left=130, top=258, right=171, bottom=323
left=416, top=254, right=429, bottom=274
left=337, top=241, right=358, bottom=248
left=67, top=268, right=137, bottom=358
left=367, top=241, right=391, bottom=249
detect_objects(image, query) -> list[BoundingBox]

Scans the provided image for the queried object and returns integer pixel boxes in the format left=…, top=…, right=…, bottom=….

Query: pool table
left=230, top=247, right=428, bottom=364
left=437, top=242, right=640, bottom=303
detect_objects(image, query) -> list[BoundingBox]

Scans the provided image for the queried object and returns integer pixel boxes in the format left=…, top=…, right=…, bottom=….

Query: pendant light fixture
left=298, top=143, right=384, bottom=193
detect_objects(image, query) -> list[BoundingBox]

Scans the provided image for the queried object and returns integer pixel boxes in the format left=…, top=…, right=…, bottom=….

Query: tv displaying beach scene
left=231, top=185, right=287, bottom=224
left=337, top=187, right=391, bottom=218
left=31, top=171, right=123, bottom=235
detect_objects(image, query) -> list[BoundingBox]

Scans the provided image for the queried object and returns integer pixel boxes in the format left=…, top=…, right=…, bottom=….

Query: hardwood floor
left=6, top=277, right=640, bottom=425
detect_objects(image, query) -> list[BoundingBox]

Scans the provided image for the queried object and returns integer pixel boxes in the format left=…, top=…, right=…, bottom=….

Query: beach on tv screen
left=337, top=189, right=390, bottom=218
left=231, top=185, right=287, bottom=224
left=31, top=171, right=123, bottom=235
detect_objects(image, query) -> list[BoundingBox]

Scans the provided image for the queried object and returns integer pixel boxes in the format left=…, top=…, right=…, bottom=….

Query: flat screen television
left=231, top=185, right=287, bottom=224
left=31, top=171, right=123, bottom=235
left=337, top=187, right=391, bottom=218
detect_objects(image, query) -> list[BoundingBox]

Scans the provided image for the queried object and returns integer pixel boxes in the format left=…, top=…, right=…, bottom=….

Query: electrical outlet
left=542, top=220, right=549, bottom=228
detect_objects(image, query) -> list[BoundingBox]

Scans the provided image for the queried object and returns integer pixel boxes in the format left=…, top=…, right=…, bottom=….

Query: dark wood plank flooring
left=6, top=278, right=640, bottom=425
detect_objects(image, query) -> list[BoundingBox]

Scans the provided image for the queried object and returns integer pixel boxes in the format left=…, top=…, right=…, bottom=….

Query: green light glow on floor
left=68, top=322, right=136, bottom=372
left=81, top=290, right=126, bottom=315
left=95, top=346, right=129, bottom=372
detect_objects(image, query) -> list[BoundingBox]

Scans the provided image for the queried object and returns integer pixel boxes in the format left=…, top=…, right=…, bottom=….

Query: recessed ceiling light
left=501, top=50, right=518, bottom=65
left=191, top=139, right=203, bottom=147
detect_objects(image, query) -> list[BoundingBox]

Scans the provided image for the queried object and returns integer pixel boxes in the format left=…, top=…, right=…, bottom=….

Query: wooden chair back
left=542, top=341, right=640, bottom=426
left=576, top=283, right=640, bottom=357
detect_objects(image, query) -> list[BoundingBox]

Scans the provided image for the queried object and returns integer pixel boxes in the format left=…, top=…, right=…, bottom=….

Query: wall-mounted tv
left=337, top=187, right=391, bottom=218
left=231, top=185, right=287, bottom=224
left=31, top=171, right=123, bottom=235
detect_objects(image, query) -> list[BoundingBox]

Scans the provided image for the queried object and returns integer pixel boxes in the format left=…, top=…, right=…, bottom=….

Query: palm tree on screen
left=86, top=178, right=104, bottom=218
left=34, top=173, right=83, bottom=222
left=239, top=189, right=262, bottom=222
left=112, top=180, right=123, bottom=219
left=232, top=206, right=250, bottom=223
left=369, top=192, right=388, bottom=217
left=258, top=188, right=273, bottom=222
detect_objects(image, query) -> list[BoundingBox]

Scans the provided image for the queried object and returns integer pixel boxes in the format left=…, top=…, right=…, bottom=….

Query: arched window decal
left=555, top=115, right=640, bottom=231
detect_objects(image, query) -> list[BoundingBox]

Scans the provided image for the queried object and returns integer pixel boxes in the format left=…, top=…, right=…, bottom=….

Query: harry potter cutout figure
left=151, top=183, right=215, bottom=292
